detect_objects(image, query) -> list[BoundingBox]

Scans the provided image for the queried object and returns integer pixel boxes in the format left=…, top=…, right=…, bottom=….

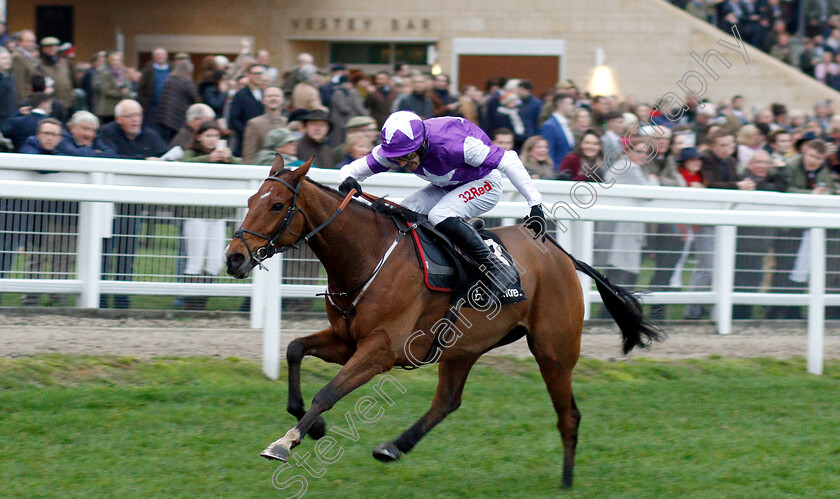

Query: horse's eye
left=272, top=202, right=284, bottom=212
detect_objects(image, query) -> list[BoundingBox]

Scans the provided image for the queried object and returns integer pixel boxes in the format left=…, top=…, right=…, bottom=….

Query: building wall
left=8, top=0, right=839, bottom=113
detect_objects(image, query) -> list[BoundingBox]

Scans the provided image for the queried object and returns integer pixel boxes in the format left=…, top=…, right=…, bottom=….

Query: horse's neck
left=299, top=182, right=395, bottom=290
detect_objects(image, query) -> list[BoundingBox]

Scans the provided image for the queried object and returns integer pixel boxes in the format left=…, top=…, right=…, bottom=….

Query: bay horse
left=224, top=155, right=663, bottom=489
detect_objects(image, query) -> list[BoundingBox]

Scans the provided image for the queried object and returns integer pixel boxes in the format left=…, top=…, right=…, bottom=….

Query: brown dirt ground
left=1, top=311, right=838, bottom=361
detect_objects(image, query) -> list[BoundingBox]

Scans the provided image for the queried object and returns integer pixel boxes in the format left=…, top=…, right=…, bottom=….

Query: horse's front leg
left=372, top=356, right=478, bottom=462
left=286, top=328, right=354, bottom=439
left=263, top=330, right=395, bottom=461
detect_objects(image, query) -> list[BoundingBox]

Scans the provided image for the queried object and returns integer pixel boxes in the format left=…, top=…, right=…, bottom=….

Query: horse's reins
left=234, top=176, right=407, bottom=318
left=233, top=176, right=356, bottom=270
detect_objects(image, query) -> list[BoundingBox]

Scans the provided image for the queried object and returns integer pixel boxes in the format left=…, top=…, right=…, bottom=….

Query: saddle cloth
left=406, top=219, right=526, bottom=306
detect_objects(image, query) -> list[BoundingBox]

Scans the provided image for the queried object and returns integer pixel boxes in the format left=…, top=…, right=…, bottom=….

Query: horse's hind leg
left=286, top=328, right=354, bottom=439
left=530, top=350, right=581, bottom=489
left=372, top=356, right=479, bottom=462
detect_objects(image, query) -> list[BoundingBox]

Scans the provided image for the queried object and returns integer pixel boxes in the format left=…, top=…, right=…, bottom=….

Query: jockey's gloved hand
left=524, top=204, right=547, bottom=241
left=338, top=177, right=362, bottom=197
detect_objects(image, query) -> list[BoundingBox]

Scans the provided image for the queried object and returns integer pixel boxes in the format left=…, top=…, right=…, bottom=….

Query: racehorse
left=224, top=155, right=663, bottom=489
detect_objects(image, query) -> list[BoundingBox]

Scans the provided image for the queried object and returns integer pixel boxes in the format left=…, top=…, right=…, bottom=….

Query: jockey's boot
left=436, top=217, right=516, bottom=299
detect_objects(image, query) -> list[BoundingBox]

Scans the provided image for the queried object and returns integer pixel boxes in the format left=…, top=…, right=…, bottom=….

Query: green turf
left=1, top=355, right=837, bottom=498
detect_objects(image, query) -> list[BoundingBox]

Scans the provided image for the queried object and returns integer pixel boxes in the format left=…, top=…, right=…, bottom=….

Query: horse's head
left=225, top=154, right=312, bottom=279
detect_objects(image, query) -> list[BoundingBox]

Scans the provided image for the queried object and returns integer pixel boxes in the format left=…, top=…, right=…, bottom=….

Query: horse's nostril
left=227, top=252, right=246, bottom=268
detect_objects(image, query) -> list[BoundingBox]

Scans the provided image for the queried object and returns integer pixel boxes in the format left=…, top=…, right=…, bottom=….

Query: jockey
left=338, top=111, right=546, bottom=293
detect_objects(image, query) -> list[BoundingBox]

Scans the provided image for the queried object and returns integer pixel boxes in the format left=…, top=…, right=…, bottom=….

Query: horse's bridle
left=233, top=175, right=355, bottom=270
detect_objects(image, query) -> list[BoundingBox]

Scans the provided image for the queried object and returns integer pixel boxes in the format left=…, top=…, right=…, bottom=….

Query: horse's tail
left=545, top=234, right=665, bottom=354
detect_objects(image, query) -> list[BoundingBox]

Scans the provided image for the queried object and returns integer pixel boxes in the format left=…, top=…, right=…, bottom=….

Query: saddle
left=404, top=217, right=527, bottom=307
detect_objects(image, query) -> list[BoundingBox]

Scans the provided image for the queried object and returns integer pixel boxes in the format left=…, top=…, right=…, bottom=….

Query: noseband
left=233, top=175, right=356, bottom=270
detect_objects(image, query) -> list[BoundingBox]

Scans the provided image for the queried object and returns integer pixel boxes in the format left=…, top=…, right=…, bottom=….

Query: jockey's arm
left=338, top=156, right=377, bottom=183
left=496, top=150, right=543, bottom=207
left=339, top=145, right=393, bottom=183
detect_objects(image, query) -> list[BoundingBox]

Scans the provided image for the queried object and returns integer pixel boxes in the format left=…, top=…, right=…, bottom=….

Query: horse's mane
left=283, top=169, right=422, bottom=223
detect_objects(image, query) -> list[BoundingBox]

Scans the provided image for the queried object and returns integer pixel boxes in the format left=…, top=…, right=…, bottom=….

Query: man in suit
left=539, top=92, right=576, bottom=171
left=700, top=129, right=756, bottom=190
left=229, top=63, right=267, bottom=156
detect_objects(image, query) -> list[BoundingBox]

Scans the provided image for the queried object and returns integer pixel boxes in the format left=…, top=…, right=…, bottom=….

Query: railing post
left=262, top=252, right=282, bottom=380
left=250, top=266, right=266, bottom=329
left=713, top=225, right=736, bottom=334
left=807, top=227, right=826, bottom=375
left=76, top=172, right=106, bottom=308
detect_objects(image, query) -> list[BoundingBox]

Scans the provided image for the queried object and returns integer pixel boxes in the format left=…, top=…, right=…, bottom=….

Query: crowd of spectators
left=1, top=28, right=839, bottom=318
left=670, top=0, right=840, bottom=93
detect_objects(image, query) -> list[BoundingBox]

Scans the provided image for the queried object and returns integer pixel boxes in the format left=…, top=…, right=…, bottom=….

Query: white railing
left=1, top=153, right=839, bottom=376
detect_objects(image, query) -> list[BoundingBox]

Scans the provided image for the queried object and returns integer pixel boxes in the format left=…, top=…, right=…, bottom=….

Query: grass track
left=1, top=355, right=838, bottom=497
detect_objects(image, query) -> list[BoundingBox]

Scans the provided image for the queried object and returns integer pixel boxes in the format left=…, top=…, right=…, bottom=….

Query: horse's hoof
left=372, top=442, right=402, bottom=463
left=308, top=416, right=327, bottom=440
left=261, top=445, right=290, bottom=462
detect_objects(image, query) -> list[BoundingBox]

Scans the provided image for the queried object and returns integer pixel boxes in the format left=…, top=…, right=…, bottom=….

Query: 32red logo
left=458, top=180, right=493, bottom=203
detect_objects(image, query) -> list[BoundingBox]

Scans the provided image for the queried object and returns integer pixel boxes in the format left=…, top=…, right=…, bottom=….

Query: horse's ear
left=269, top=153, right=285, bottom=177
left=289, top=156, right=314, bottom=182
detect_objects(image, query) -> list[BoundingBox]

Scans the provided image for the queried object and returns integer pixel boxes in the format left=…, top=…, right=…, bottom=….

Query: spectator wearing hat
left=254, top=127, right=303, bottom=166
left=285, top=107, right=308, bottom=133
left=137, top=47, right=170, bottom=128
left=10, top=30, right=39, bottom=105
left=229, top=63, right=267, bottom=156
left=38, top=36, right=75, bottom=114
left=296, top=109, right=333, bottom=168
left=331, top=115, right=377, bottom=166
left=397, top=74, right=433, bottom=119
left=155, top=58, right=199, bottom=143
left=241, top=85, right=287, bottom=163
left=95, top=52, right=132, bottom=124
left=364, top=71, right=396, bottom=128
left=0, top=47, right=15, bottom=128
left=539, top=92, right=576, bottom=170
left=328, top=74, right=367, bottom=146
